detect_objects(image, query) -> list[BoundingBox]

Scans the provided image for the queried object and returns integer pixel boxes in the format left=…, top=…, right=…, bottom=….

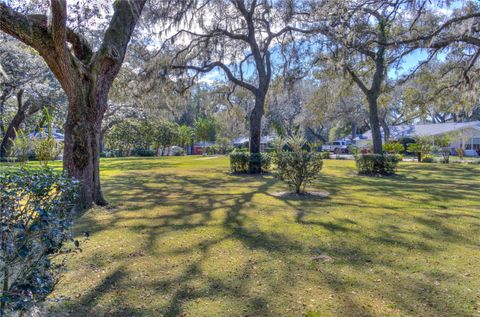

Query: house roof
left=359, top=121, right=480, bottom=140
left=28, top=128, right=64, bottom=141
left=232, top=135, right=275, bottom=145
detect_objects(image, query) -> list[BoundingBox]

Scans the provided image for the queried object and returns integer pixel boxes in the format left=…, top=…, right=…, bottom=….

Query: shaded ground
left=45, top=157, right=480, bottom=316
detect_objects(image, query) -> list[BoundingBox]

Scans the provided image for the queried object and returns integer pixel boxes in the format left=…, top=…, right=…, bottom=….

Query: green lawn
left=42, top=157, right=480, bottom=316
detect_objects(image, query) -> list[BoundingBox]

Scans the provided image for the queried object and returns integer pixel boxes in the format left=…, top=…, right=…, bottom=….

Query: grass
left=14, top=156, right=479, bottom=316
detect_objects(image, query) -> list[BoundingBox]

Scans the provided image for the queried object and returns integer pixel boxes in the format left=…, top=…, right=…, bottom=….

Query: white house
left=357, top=121, right=480, bottom=156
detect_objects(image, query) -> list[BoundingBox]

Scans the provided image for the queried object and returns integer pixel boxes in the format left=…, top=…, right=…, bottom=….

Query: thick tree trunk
left=249, top=94, right=265, bottom=173
left=0, top=109, right=25, bottom=158
left=351, top=122, right=357, bottom=142
left=367, top=94, right=383, bottom=154
left=63, top=82, right=107, bottom=209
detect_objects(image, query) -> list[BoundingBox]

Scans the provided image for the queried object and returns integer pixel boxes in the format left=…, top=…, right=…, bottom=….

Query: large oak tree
left=0, top=0, right=147, bottom=208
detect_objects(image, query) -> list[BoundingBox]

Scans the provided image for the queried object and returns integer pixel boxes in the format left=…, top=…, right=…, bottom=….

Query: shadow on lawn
left=56, top=162, right=480, bottom=316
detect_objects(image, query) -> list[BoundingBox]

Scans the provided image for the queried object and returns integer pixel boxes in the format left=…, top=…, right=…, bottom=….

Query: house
left=357, top=121, right=480, bottom=156
left=28, top=127, right=64, bottom=142
left=232, top=135, right=275, bottom=152
left=192, top=141, right=215, bottom=155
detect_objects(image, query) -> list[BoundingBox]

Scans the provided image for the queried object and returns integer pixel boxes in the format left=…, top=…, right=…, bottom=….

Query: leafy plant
left=0, top=168, right=78, bottom=315
left=355, top=154, right=399, bottom=175
left=230, top=151, right=271, bottom=173
left=10, top=128, right=31, bottom=162
left=407, top=137, right=432, bottom=162
left=422, top=154, right=435, bottom=163
left=32, top=130, right=62, bottom=167
left=274, top=136, right=323, bottom=194
left=383, top=142, right=404, bottom=154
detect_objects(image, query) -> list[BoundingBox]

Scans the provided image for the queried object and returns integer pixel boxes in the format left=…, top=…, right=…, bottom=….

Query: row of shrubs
left=230, top=151, right=272, bottom=173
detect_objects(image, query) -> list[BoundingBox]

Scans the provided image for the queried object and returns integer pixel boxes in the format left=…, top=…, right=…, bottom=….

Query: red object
left=193, top=146, right=204, bottom=155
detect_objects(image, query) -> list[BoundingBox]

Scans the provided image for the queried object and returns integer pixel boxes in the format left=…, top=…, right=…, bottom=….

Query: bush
left=319, top=151, right=331, bottom=159
left=422, top=155, right=435, bottom=163
left=32, top=132, right=63, bottom=167
left=174, top=148, right=185, bottom=156
left=230, top=151, right=249, bottom=173
left=274, top=136, right=323, bottom=194
left=355, top=154, right=399, bottom=175
left=383, top=142, right=404, bottom=154
left=0, top=168, right=78, bottom=315
left=230, top=151, right=271, bottom=173
left=131, top=148, right=155, bottom=157
left=11, top=129, right=32, bottom=162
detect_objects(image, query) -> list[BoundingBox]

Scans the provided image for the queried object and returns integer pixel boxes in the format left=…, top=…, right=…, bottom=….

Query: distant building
left=28, top=127, right=64, bottom=142
left=357, top=121, right=480, bottom=156
left=192, top=141, right=215, bottom=155
left=232, top=135, right=275, bottom=152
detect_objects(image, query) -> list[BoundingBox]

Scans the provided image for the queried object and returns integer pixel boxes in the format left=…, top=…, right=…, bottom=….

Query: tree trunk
left=0, top=108, right=25, bottom=158
left=380, top=118, right=390, bottom=142
left=367, top=94, right=383, bottom=154
left=63, top=82, right=107, bottom=209
left=249, top=93, right=265, bottom=173
left=351, top=122, right=357, bottom=142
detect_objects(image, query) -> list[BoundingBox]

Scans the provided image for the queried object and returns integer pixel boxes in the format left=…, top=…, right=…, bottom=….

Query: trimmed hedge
left=319, top=151, right=331, bottom=159
left=355, top=154, right=399, bottom=175
left=230, top=152, right=271, bottom=173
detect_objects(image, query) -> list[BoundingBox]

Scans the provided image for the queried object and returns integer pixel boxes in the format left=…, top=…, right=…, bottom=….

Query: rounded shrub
left=355, top=154, right=399, bottom=175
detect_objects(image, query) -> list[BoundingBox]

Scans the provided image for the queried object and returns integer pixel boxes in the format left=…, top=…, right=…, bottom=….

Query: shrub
left=347, top=144, right=359, bottom=156
left=174, top=148, right=185, bottom=156
left=230, top=151, right=271, bottom=173
left=0, top=168, right=78, bottom=315
left=11, top=129, right=32, bottom=162
left=422, top=155, right=435, bottom=163
left=131, top=148, right=155, bottom=157
left=383, top=142, right=404, bottom=154
left=319, top=151, right=331, bottom=159
left=32, top=131, right=63, bottom=167
left=274, top=136, right=323, bottom=194
left=355, top=154, right=399, bottom=175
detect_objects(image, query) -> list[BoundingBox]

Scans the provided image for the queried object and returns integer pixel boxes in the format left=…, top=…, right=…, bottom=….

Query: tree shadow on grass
left=54, top=162, right=480, bottom=316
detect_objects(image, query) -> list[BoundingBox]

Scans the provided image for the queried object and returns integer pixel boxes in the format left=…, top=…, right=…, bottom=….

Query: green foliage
left=383, top=142, right=404, bottom=154
left=355, top=154, right=399, bottom=175
left=407, top=137, right=432, bottom=162
left=230, top=151, right=250, bottom=173
left=0, top=168, right=78, bottom=314
left=177, top=125, right=193, bottom=149
left=274, top=136, right=323, bottom=194
left=230, top=151, right=271, bottom=173
left=153, top=121, right=179, bottom=156
left=194, top=117, right=217, bottom=142
left=422, top=154, right=435, bottom=163
left=105, top=121, right=140, bottom=156
left=319, top=151, right=331, bottom=159
left=11, top=129, right=31, bottom=162
left=32, top=129, right=63, bottom=167
left=131, top=148, right=155, bottom=157
left=347, top=144, right=359, bottom=156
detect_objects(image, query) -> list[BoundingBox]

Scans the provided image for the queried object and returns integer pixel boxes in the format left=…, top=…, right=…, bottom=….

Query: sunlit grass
left=21, top=156, right=479, bottom=316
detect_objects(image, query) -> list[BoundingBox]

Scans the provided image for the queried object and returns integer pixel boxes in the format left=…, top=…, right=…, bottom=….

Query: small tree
left=407, top=137, right=432, bottom=162
left=194, top=117, right=216, bottom=143
left=177, top=125, right=193, bottom=153
left=434, top=134, right=451, bottom=163
left=154, top=121, right=178, bottom=156
left=275, top=136, right=323, bottom=194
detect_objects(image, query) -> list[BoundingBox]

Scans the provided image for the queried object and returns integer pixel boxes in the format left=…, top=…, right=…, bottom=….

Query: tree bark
left=380, top=118, right=390, bottom=143
left=0, top=0, right=146, bottom=208
left=0, top=90, right=41, bottom=158
left=367, top=94, right=383, bottom=154
left=249, top=93, right=265, bottom=173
